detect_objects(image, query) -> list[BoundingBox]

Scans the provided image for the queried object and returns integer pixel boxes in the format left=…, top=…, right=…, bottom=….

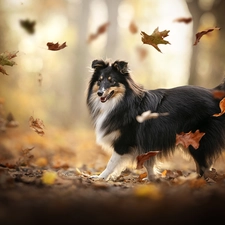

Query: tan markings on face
left=108, top=76, right=112, bottom=81
left=99, top=76, right=103, bottom=81
left=92, top=82, right=99, bottom=93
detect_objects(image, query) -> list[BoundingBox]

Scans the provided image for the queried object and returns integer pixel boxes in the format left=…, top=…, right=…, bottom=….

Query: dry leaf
left=193, top=27, right=221, bottom=46
left=136, top=151, right=160, bottom=169
left=212, top=90, right=225, bottom=99
left=176, top=130, right=205, bottom=149
left=41, top=171, right=57, bottom=185
left=213, top=97, right=225, bottom=117
left=29, top=116, right=45, bottom=136
left=87, top=22, right=110, bottom=43
left=20, top=19, right=36, bottom=34
left=140, top=27, right=170, bottom=53
left=129, top=21, right=138, bottom=34
left=173, top=17, right=192, bottom=24
left=136, top=110, right=169, bottom=123
left=47, top=42, right=67, bottom=51
left=0, top=66, right=8, bottom=75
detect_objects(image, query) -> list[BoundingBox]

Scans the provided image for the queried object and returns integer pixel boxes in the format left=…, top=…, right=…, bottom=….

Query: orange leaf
left=213, top=98, right=225, bottom=117
left=212, top=90, right=225, bottom=99
left=193, top=27, right=221, bottom=46
left=47, top=42, right=67, bottom=51
left=140, top=27, right=170, bottom=53
left=173, top=17, right=192, bottom=24
left=136, top=151, right=160, bottom=169
left=176, top=130, right=205, bottom=149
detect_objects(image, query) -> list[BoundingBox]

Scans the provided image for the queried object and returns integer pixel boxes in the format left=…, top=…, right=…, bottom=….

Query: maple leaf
left=140, top=27, right=170, bottom=53
left=173, top=17, right=192, bottom=24
left=136, top=110, right=169, bottom=123
left=47, top=42, right=67, bottom=51
left=213, top=97, right=225, bottom=117
left=0, top=51, right=18, bottom=67
left=193, top=27, right=221, bottom=46
left=20, top=19, right=36, bottom=34
left=0, top=66, right=8, bottom=75
left=29, top=116, right=45, bottom=136
left=176, top=130, right=205, bottom=149
left=87, top=22, right=110, bottom=43
left=136, top=151, right=160, bottom=169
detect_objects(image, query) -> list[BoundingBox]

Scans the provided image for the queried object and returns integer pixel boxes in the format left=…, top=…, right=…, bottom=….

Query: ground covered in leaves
left=1, top=128, right=225, bottom=224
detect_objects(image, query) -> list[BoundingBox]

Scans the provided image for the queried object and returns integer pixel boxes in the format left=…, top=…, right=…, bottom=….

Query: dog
left=87, top=59, right=225, bottom=181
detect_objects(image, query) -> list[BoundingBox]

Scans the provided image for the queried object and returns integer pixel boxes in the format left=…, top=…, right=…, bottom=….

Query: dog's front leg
left=95, top=151, right=132, bottom=181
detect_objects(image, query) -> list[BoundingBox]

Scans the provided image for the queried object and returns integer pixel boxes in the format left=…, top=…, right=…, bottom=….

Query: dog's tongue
left=100, top=97, right=107, bottom=103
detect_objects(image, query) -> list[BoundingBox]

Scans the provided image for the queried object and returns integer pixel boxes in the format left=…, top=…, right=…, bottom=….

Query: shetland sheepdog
left=87, top=59, right=225, bottom=181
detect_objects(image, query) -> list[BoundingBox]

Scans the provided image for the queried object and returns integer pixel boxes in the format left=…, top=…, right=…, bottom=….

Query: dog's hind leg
left=94, top=151, right=133, bottom=181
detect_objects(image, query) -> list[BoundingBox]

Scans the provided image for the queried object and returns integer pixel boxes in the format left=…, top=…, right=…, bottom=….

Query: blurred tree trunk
left=105, top=0, right=121, bottom=57
left=187, top=0, right=225, bottom=87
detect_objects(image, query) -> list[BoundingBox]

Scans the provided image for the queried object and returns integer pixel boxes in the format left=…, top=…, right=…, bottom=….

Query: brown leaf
left=47, top=42, right=67, bottom=51
left=20, top=19, right=36, bottom=34
left=213, top=97, right=225, bottom=117
left=0, top=66, right=8, bottom=75
left=136, top=151, right=160, bottom=169
left=87, top=22, right=110, bottom=43
left=173, top=17, right=192, bottom=24
left=129, top=21, right=138, bottom=34
left=176, top=130, right=205, bottom=149
left=193, top=27, right=221, bottom=46
left=29, top=116, right=45, bottom=136
left=140, top=27, right=170, bottom=53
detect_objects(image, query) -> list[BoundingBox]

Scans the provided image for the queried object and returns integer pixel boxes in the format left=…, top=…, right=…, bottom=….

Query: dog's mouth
left=100, top=90, right=114, bottom=103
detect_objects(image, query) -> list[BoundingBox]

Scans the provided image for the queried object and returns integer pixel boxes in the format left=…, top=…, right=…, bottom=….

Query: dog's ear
left=112, top=60, right=129, bottom=74
left=91, top=60, right=109, bottom=70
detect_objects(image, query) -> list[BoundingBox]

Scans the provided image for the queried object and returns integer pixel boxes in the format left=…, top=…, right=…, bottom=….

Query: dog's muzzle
left=97, top=90, right=114, bottom=103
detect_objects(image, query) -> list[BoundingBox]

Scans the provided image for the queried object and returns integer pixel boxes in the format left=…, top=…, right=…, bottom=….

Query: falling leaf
left=29, top=116, right=45, bottom=136
left=0, top=66, right=8, bottom=75
left=140, top=27, right=170, bottom=53
left=136, top=46, right=148, bottom=61
left=136, top=110, right=169, bottom=123
left=87, top=22, right=110, bottom=43
left=129, top=21, right=138, bottom=34
left=213, top=98, right=225, bottom=117
left=136, top=151, right=160, bottom=169
left=193, top=27, right=221, bottom=46
left=212, top=90, right=225, bottom=99
left=20, top=19, right=36, bottom=34
left=0, top=51, right=18, bottom=67
left=173, top=17, right=192, bottom=24
left=176, top=130, right=205, bottom=149
left=41, top=171, right=57, bottom=185
left=47, top=42, right=67, bottom=51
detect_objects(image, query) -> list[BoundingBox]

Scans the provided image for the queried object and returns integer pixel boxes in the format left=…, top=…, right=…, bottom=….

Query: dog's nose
left=97, top=91, right=103, bottom=96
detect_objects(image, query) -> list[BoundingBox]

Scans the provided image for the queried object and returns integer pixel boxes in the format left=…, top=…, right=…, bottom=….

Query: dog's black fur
left=87, top=59, right=225, bottom=181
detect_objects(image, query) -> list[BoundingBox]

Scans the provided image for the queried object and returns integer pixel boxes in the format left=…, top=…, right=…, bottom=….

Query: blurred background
left=0, top=0, right=225, bottom=169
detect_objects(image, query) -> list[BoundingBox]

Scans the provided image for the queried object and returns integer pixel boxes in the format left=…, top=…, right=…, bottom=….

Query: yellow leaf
left=41, top=171, right=57, bottom=185
left=134, top=184, right=162, bottom=200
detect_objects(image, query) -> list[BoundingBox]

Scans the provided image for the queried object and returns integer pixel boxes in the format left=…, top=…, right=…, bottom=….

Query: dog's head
left=88, top=60, right=129, bottom=103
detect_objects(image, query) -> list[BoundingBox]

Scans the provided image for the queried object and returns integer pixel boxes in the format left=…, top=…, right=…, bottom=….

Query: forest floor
left=1, top=127, right=225, bottom=225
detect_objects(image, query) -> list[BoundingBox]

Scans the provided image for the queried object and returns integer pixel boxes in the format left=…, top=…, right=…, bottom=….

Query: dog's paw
left=90, top=174, right=107, bottom=181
